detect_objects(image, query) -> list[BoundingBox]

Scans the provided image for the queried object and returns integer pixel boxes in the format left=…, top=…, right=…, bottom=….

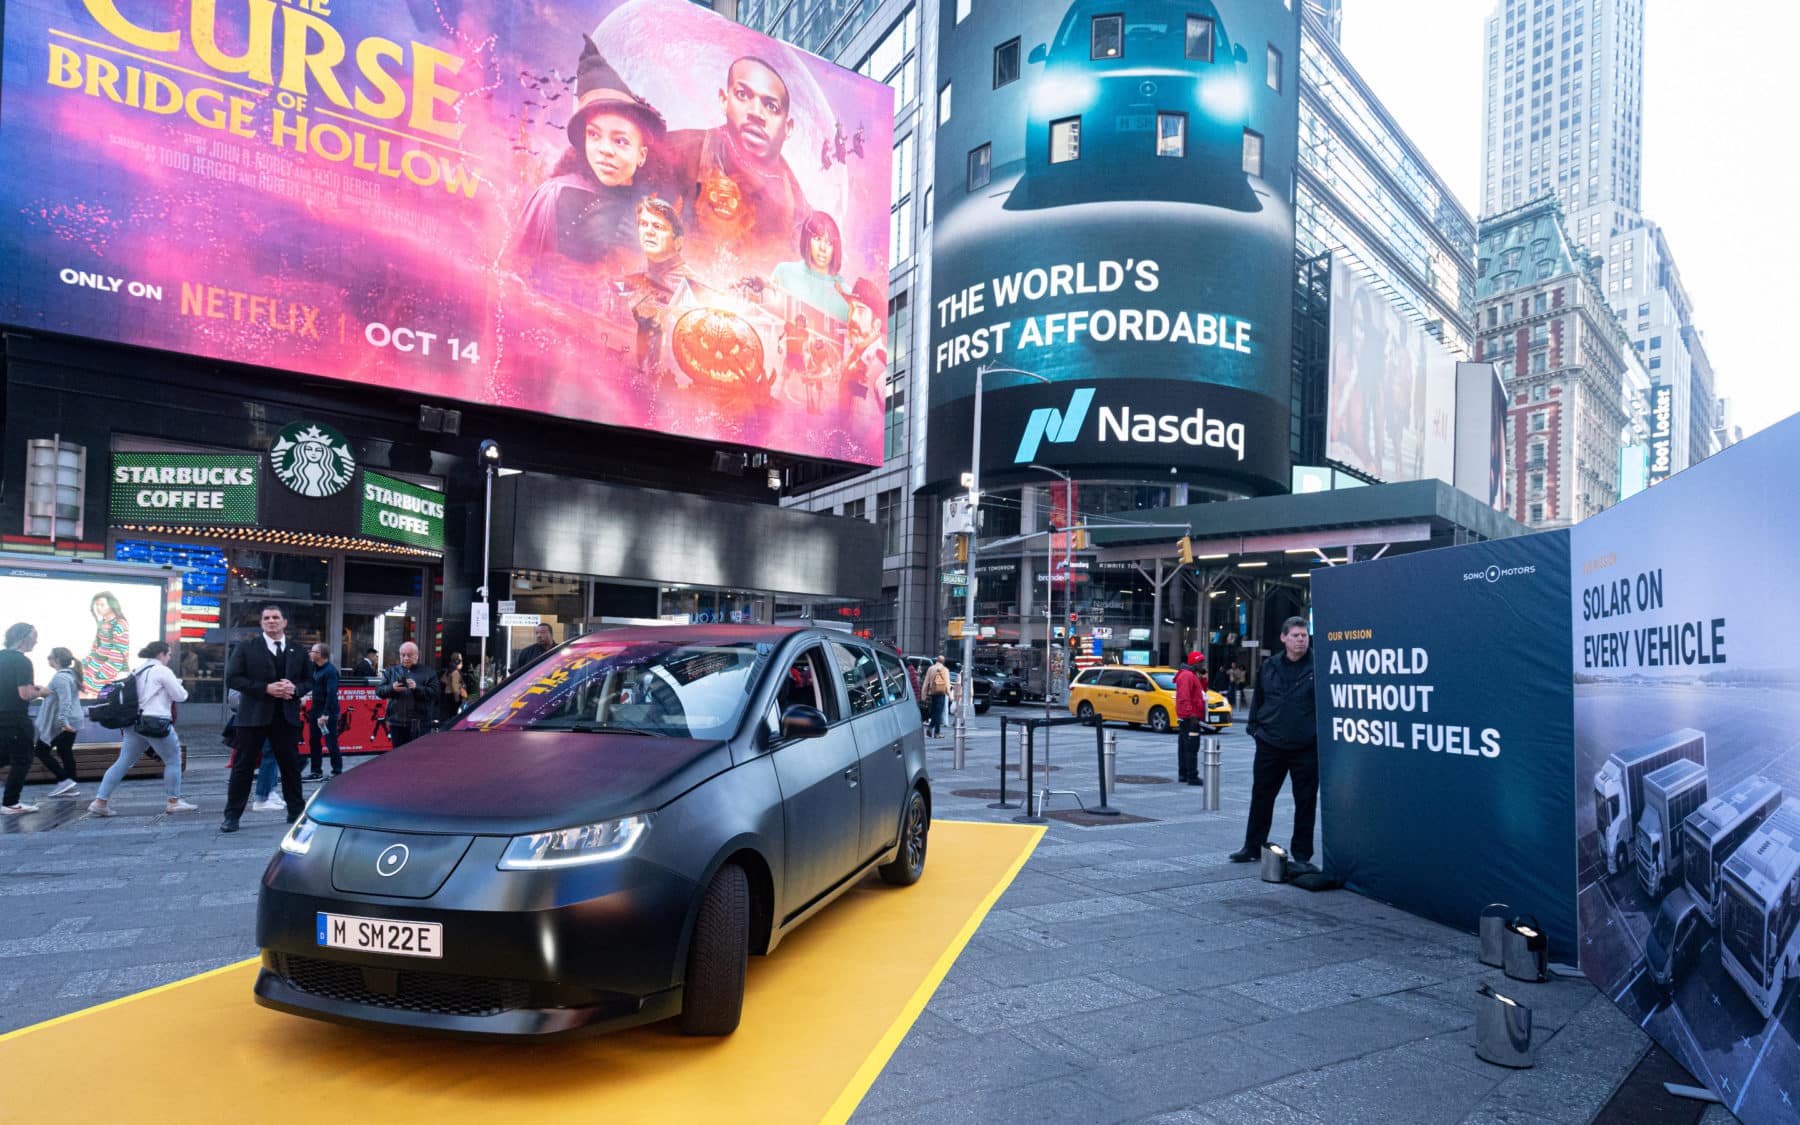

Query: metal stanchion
left=1089, top=719, right=1120, bottom=817
left=1012, top=725, right=1046, bottom=824
left=1102, top=730, right=1117, bottom=793
left=989, top=717, right=1019, bottom=810
left=1202, top=736, right=1221, bottom=812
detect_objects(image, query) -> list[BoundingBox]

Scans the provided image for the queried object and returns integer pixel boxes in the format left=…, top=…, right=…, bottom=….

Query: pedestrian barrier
left=1201, top=736, right=1221, bottom=812
left=989, top=718, right=1020, bottom=811
left=1002, top=714, right=1091, bottom=823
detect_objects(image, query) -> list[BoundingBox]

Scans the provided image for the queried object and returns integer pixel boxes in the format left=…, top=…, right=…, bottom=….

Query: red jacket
left=1175, top=667, right=1207, bottom=720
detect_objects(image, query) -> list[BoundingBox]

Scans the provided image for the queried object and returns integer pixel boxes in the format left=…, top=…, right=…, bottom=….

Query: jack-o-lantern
left=671, top=307, right=765, bottom=388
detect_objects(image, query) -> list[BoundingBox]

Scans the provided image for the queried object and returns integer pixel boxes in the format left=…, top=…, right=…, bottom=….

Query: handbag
left=134, top=714, right=173, bottom=738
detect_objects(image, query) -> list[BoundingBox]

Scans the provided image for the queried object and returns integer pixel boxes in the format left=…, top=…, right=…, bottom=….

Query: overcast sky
left=1339, top=0, right=1798, bottom=438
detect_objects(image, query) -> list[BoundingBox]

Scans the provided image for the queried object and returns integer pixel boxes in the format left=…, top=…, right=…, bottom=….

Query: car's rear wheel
left=1076, top=700, right=1095, bottom=720
left=680, top=863, right=749, bottom=1036
left=879, top=790, right=929, bottom=886
left=1147, top=706, right=1171, bottom=734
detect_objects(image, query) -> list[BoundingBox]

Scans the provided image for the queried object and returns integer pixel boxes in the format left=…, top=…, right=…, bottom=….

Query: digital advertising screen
left=0, top=0, right=894, bottom=465
left=0, top=566, right=167, bottom=697
left=1325, top=258, right=1456, bottom=485
left=923, top=0, right=1301, bottom=492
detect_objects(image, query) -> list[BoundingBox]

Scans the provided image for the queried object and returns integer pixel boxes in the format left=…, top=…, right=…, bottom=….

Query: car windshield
left=1720, top=881, right=1766, bottom=978
left=1649, top=904, right=1679, bottom=956
left=459, top=640, right=768, bottom=740
left=1150, top=672, right=1177, bottom=691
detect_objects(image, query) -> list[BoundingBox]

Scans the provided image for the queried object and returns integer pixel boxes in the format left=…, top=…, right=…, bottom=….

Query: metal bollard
left=1502, top=916, right=1549, bottom=983
left=1479, top=904, right=1510, bottom=968
left=1202, top=737, right=1221, bottom=812
left=1474, top=984, right=1534, bottom=1068
left=1260, top=843, right=1289, bottom=883
left=1102, top=731, right=1117, bottom=793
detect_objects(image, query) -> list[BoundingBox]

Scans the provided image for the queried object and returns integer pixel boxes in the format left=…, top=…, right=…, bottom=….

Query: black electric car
left=253, top=626, right=931, bottom=1038
left=1007, top=0, right=1261, bottom=211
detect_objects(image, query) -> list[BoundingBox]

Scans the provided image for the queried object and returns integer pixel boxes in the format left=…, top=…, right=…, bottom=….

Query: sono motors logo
left=271, top=421, right=356, bottom=498
left=1465, top=563, right=1538, bottom=584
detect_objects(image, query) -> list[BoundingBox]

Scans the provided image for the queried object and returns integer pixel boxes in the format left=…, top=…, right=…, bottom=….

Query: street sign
left=500, top=613, right=541, bottom=627
left=470, top=602, right=490, bottom=635
left=497, top=600, right=517, bottom=614
left=940, top=572, right=969, bottom=584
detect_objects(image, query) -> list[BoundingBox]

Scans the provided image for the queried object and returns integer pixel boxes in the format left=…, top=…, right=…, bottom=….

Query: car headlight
left=498, top=814, right=651, bottom=870
left=280, top=817, right=317, bottom=856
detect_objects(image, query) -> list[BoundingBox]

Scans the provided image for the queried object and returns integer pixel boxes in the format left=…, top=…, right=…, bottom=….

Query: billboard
left=0, top=565, right=167, bottom=697
left=1312, top=532, right=1577, bottom=959
left=1326, top=258, right=1456, bottom=484
left=1647, top=383, right=1675, bottom=484
left=923, top=0, right=1301, bottom=492
left=1571, top=413, right=1800, bottom=1124
left=0, top=0, right=893, bottom=466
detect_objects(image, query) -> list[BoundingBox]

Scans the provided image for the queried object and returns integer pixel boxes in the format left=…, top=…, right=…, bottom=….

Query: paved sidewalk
left=0, top=709, right=1725, bottom=1124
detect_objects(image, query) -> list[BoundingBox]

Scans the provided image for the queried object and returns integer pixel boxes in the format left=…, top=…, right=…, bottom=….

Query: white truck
left=1719, top=800, right=1800, bottom=1019
left=1635, top=759, right=1709, bottom=898
left=1593, top=728, right=1706, bottom=877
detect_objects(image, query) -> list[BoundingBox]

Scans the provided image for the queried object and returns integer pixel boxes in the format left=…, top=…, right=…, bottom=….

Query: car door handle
left=843, top=767, right=859, bottom=787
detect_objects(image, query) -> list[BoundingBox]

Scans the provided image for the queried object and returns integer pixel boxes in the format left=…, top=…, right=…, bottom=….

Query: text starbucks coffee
left=113, top=462, right=255, bottom=509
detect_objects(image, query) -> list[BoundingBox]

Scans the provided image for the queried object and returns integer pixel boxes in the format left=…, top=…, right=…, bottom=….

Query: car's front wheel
left=680, top=863, right=749, bottom=1036
left=879, top=789, right=929, bottom=886
left=1147, top=706, right=1171, bottom=734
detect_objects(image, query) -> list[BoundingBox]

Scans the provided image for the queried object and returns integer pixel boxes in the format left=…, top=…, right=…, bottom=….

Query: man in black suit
left=220, top=605, right=313, bottom=832
left=352, top=648, right=378, bottom=678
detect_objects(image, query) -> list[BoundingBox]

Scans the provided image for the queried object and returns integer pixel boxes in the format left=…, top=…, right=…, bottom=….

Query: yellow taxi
left=1068, top=665, right=1233, bottom=732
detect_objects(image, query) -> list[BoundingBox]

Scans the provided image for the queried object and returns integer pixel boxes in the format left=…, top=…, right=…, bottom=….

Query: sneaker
left=166, top=799, right=198, bottom=813
left=87, top=800, right=115, bottom=818
left=251, top=796, right=285, bottom=812
left=0, top=803, right=40, bottom=815
left=50, top=779, right=80, bottom=798
left=305, top=773, right=325, bottom=782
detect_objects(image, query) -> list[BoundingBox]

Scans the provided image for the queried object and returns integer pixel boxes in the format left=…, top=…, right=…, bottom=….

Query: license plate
left=316, top=912, right=443, bottom=959
left=1116, top=113, right=1155, bottom=132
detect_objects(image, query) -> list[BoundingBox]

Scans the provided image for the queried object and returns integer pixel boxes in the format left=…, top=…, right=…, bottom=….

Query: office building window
left=858, top=9, right=919, bottom=110
left=938, top=82, right=952, bottom=124
left=844, top=497, right=866, bottom=521
left=967, top=144, right=991, bottom=191
left=994, top=38, right=1021, bottom=87
left=1091, top=14, right=1122, bottom=59
left=1050, top=116, right=1081, bottom=163
left=1530, top=472, right=1544, bottom=493
left=1266, top=45, right=1283, bottom=91
left=1156, top=113, right=1186, bottom=157
left=955, top=0, right=971, bottom=24
left=877, top=489, right=903, bottom=555
left=1529, top=502, right=1544, bottom=523
left=1186, top=16, right=1214, bottom=61
left=1530, top=411, right=1548, bottom=431
left=1242, top=129, right=1263, bottom=176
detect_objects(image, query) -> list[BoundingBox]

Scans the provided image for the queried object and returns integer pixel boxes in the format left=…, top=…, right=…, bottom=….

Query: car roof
left=1086, top=664, right=1176, bottom=674
left=567, top=623, right=908, bottom=660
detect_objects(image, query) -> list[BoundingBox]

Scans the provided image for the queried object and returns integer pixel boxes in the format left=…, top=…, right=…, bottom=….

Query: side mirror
left=780, top=704, right=830, bottom=739
left=1028, top=43, right=1047, bottom=65
left=1233, top=43, right=1248, bottom=64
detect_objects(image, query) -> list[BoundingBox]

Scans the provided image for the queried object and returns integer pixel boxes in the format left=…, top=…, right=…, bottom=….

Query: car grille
left=280, top=954, right=530, bottom=1018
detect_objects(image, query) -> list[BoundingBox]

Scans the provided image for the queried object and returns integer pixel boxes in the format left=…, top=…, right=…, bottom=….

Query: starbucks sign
left=271, top=421, right=356, bottom=498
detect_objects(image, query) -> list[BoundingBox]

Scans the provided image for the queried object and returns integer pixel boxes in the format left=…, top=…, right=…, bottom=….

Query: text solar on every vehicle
left=253, top=626, right=930, bottom=1037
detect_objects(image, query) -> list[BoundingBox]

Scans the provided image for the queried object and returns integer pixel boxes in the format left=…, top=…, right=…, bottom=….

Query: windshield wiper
left=560, top=723, right=656, bottom=736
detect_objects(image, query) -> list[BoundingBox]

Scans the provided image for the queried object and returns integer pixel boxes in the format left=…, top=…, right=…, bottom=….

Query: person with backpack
left=1, top=623, right=51, bottom=815
left=923, top=658, right=952, bottom=738
left=31, top=646, right=85, bottom=800
left=87, top=641, right=198, bottom=817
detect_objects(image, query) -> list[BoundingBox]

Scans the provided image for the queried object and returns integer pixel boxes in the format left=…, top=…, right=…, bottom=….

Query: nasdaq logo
left=1014, top=388, right=1095, bottom=463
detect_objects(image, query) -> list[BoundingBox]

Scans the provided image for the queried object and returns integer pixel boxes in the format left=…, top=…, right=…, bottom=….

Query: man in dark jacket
left=306, top=643, right=342, bottom=780
left=377, top=641, right=440, bottom=748
left=352, top=648, right=378, bottom=678
left=221, top=605, right=313, bottom=832
left=513, top=623, right=556, bottom=672
left=1174, top=652, right=1207, bottom=786
left=1231, top=617, right=1319, bottom=869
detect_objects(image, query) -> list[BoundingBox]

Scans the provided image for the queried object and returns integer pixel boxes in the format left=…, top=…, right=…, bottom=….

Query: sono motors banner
left=1312, top=534, right=1577, bottom=959
left=0, top=0, right=892, bottom=465
left=1570, top=414, right=1800, bottom=1123
left=923, top=0, right=1300, bottom=492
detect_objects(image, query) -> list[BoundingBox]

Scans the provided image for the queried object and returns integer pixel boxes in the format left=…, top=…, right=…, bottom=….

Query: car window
left=1073, top=668, right=1102, bottom=686
left=1150, top=672, right=1177, bottom=691
left=877, top=650, right=910, bottom=703
left=1127, top=673, right=1154, bottom=692
left=1098, top=669, right=1132, bottom=688
left=830, top=641, right=885, bottom=716
left=776, top=646, right=841, bottom=724
left=461, top=639, right=767, bottom=740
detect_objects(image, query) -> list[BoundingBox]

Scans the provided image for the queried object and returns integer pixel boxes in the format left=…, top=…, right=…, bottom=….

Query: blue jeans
left=929, top=694, right=948, bottom=735
left=96, top=726, right=183, bottom=800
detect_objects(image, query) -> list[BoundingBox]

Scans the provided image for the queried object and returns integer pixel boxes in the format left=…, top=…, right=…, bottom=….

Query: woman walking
left=1, top=622, right=51, bottom=815
left=31, top=646, right=84, bottom=799
left=439, top=652, right=470, bottom=728
left=87, top=641, right=197, bottom=817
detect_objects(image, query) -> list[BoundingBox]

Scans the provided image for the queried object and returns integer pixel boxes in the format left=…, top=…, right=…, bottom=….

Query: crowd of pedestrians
left=0, top=606, right=484, bottom=821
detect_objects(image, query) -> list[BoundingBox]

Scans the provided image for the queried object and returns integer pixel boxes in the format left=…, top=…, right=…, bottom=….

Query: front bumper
left=255, top=829, right=699, bottom=1037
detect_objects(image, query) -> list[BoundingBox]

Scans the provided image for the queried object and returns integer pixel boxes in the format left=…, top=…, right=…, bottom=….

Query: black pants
left=1176, top=717, right=1203, bottom=781
left=1242, top=738, right=1319, bottom=861
left=389, top=720, right=427, bottom=749
left=2, top=722, right=35, bottom=806
left=308, top=714, right=342, bottom=776
left=33, top=731, right=78, bottom=783
left=224, top=719, right=304, bottom=821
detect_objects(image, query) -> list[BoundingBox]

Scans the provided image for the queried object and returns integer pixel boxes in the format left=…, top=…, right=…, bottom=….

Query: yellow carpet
left=0, top=819, right=1041, bottom=1124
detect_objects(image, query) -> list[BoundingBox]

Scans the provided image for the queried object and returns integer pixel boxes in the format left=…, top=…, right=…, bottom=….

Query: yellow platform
left=0, top=819, right=1040, bottom=1124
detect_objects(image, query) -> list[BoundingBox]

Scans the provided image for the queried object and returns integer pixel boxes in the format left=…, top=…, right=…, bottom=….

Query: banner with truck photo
left=1311, top=532, right=1577, bottom=960
left=0, top=0, right=893, bottom=465
left=1570, top=412, right=1800, bottom=1124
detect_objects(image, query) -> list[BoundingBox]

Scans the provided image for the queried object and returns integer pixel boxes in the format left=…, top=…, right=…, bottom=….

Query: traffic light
left=954, top=534, right=969, bottom=563
left=1177, top=535, right=1194, bottom=564
left=1068, top=612, right=1079, bottom=625
left=1071, top=529, right=1089, bottom=550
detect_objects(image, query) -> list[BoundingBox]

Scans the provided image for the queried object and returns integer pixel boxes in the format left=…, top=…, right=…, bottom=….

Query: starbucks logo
left=271, top=422, right=356, bottom=498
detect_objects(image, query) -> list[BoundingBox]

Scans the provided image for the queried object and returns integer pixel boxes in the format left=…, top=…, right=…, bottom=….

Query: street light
left=478, top=439, right=502, bottom=689
left=1026, top=462, right=1074, bottom=721
left=955, top=364, right=1051, bottom=768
